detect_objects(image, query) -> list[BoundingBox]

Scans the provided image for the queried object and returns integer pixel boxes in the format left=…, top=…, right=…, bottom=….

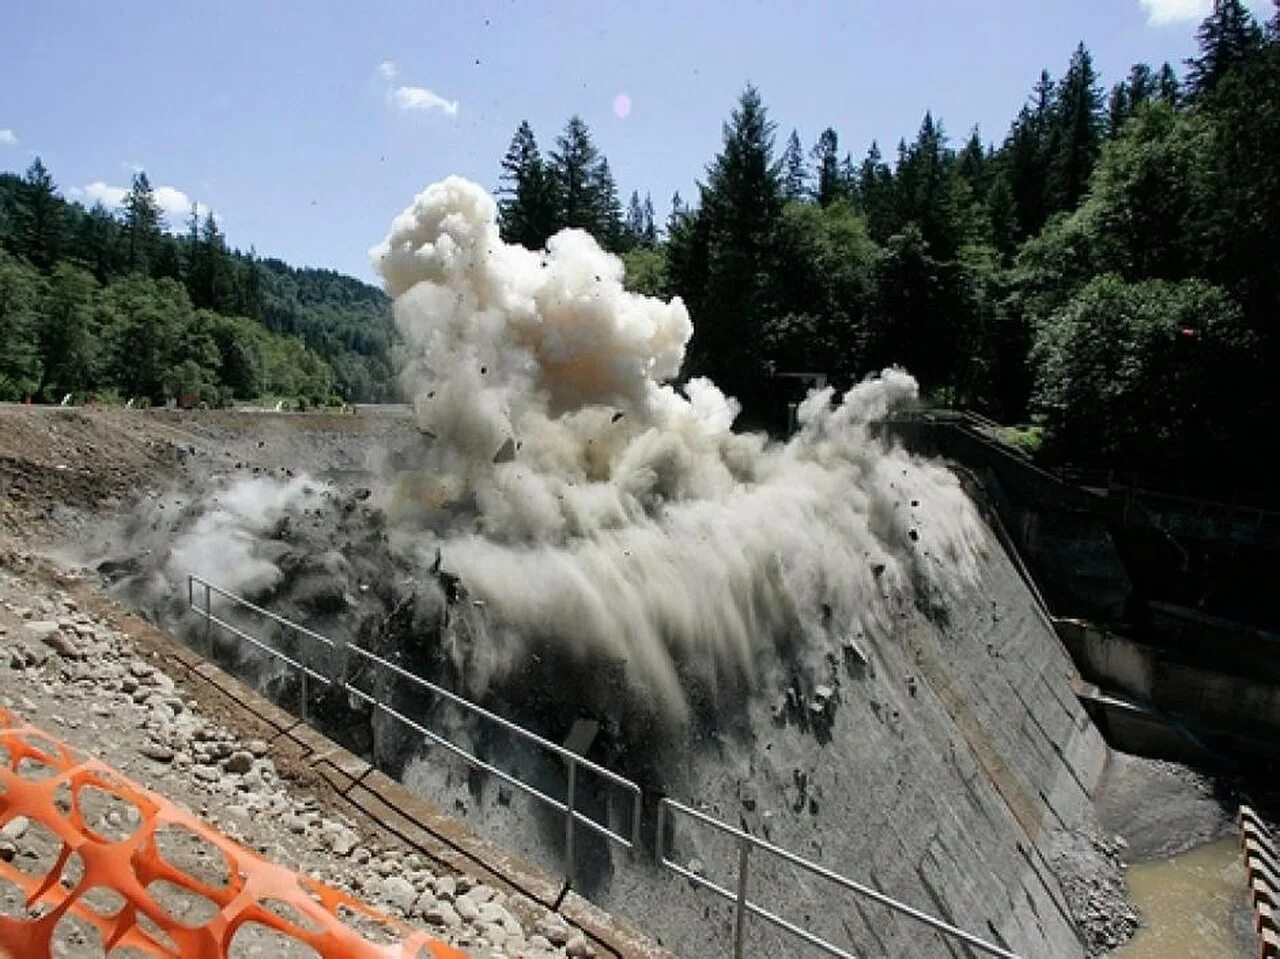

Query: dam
left=80, top=177, right=1269, bottom=958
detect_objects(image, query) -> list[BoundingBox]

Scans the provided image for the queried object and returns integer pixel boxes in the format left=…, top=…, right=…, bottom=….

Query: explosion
left=119, top=176, right=988, bottom=732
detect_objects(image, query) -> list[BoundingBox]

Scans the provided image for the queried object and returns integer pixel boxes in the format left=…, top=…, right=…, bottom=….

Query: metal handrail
left=185, top=573, right=642, bottom=890
left=187, top=574, right=1031, bottom=958
left=656, top=797, right=1022, bottom=959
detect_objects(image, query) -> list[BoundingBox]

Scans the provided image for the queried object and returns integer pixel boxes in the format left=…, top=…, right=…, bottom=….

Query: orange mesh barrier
left=0, top=708, right=466, bottom=958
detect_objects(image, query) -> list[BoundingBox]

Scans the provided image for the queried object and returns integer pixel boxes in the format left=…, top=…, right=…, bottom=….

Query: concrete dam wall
left=402, top=517, right=1112, bottom=958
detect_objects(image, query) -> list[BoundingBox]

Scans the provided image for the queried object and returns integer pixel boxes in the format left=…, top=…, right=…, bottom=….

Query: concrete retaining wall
left=1057, top=619, right=1280, bottom=755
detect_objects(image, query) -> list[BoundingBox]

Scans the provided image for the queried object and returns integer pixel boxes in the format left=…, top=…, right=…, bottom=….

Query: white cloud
left=1139, top=0, right=1270, bottom=24
left=0, top=129, right=17, bottom=146
left=154, top=185, right=196, bottom=220
left=84, top=181, right=129, bottom=208
left=378, top=59, right=397, bottom=80
left=393, top=84, right=460, bottom=116
left=80, top=179, right=215, bottom=229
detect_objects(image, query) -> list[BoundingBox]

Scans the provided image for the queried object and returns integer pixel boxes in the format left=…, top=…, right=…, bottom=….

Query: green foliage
left=548, top=117, right=625, bottom=245
left=1030, top=275, right=1255, bottom=467
left=621, top=247, right=667, bottom=297
left=997, top=424, right=1047, bottom=456
left=676, top=85, right=783, bottom=381
left=497, top=121, right=557, bottom=249
left=0, top=250, right=43, bottom=398
left=1186, top=0, right=1264, bottom=96
left=0, top=163, right=396, bottom=403
left=0, top=242, right=341, bottom=406
left=766, top=200, right=876, bottom=378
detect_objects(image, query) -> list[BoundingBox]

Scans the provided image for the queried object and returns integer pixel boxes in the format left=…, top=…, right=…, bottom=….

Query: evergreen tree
left=74, top=201, right=120, bottom=284
left=0, top=252, right=44, bottom=398
left=592, top=157, right=625, bottom=248
left=781, top=130, right=808, bottom=202
left=1127, top=63, right=1156, bottom=104
left=1186, top=0, right=1264, bottom=95
left=957, top=127, right=988, bottom=195
left=858, top=141, right=895, bottom=241
left=641, top=193, right=657, bottom=246
left=1110, top=64, right=1157, bottom=136
left=1107, top=83, right=1131, bottom=137
left=1002, top=70, right=1056, bottom=238
left=549, top=116, right=602, bottom=234
left=810, top=128, right=843, bottom=206
left=624, top=190, right=646, bottom=249
left=38, top=264, right=100, bottom=399
left=497, top=121, right=557, bottom=249
left=688, top=85, right=782, bottom=378
left=197, top=211, right=231, bottom=312
left=123, top=171, right=163, bottom=276
left=986, top=174, right=1018, bottom=261
left=15, top=158, right=64, bottom=271
left=668, top=191, right=686, bottom=230
left=840, top=153, right=858, bottom=202
left=897, top=112, right=961, bottom=257
left=1048, top=43, right=1103, bottom=213
left=1157, top=62, right=1182, bottom=105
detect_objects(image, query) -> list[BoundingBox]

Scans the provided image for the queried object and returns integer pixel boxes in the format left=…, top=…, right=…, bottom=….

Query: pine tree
left=1157, top=62, right=1182, bottom=105
left=123, top=171, right=163, bottom=275
left=591, top=157, right=625, bottom=249
left=957, top=127, right=988, bottom=195
left=897, top=112, right=962, bottom=258
left=497, top=121, right=556, bottom=249
left=1047, top=43, right=1102, bottom=213
left=641, top=193, right=657, bottom=246
left=16, top=158, right=64, bottom=271
left=811, top=128, right=843, bottom=206
left=237, top=247, right=264, bottom=320
left=840, top=153, right=858, bottom=203
left=986, top=174, right=1018, bottom=261
left=624, top=190, right=646, bottom=250
left=1128, top=63, right=1156, bottom=104
left=858, top=141, right=895, bottom=241
left=1108, top=83, right=1131, bottom=136
left=186, top=210, right=232, bottom=311
left=668, top=191, right=686, bottom=230
left=781, top=130, right=808, bottom=202
left=549, top=116, right=601, bottom=234
left=692, top=84, right=782, bottom=377
left=74, top=201, right=119, bottom=283
left=1186, top=0, right=1264, bottom=95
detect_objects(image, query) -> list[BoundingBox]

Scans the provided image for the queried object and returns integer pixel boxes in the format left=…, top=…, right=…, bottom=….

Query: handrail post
left=203, top=581, right=211, bottom=652
left=733, top=837, right=750, bottom=959
left=631, top=788, right=642, bottom=855
left=654, top=799, right=665, bottom=862
left=564, top=759, right=577, bottom=891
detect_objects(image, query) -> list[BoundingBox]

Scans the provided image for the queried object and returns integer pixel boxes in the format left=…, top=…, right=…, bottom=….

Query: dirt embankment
left=0, top=405, right=419, bottom=545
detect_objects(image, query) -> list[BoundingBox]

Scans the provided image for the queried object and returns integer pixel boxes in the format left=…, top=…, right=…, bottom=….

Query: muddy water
left=1114, top=837, right=1251, bottom=958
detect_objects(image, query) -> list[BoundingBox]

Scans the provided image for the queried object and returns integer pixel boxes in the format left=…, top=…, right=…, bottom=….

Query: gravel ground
left=0, top=551, right=594, bottom=959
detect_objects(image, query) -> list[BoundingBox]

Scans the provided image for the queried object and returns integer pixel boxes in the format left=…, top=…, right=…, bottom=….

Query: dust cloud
left=365, top=176, right=987, bottom=722
left=131, top=176, right=988, bottom=729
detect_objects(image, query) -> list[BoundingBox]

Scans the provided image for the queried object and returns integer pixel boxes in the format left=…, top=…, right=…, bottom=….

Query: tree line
left=497, top=0, right=1280, bottom=492
left=0, top=167, right=398, bottom=406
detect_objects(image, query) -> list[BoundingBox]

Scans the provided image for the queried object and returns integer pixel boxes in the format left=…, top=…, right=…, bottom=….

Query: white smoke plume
left=369, top=176, right=989, bottom=723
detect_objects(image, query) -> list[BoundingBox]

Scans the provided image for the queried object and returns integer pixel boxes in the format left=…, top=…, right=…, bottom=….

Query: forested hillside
left=497, top=0, right=1280, bottom=492
left=0, top=170, right=397, bottom=406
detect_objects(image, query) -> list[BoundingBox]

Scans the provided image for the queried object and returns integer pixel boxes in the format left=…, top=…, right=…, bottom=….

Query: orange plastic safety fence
left=0, top=708, right=466, bottom=958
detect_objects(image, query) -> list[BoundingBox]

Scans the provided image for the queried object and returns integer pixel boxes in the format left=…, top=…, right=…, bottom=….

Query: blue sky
left=1, top=0, right=1270, bottom=282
